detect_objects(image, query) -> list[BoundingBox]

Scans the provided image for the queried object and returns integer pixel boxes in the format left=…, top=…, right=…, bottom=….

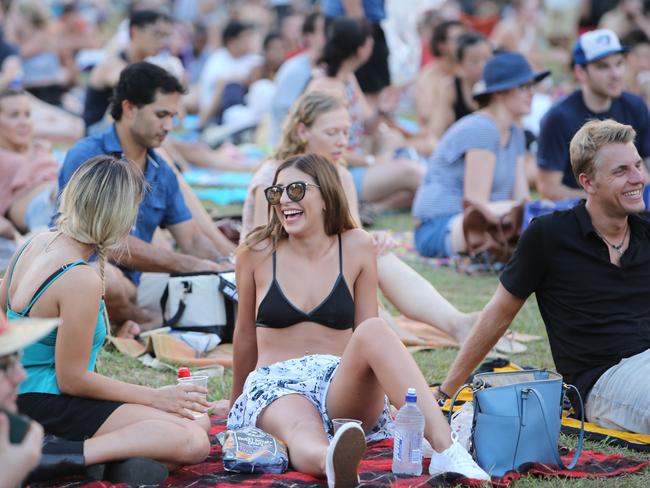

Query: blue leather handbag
left=449, top=370, right=585, bottom=477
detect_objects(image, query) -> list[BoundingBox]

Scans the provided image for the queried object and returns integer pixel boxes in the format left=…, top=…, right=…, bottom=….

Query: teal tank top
left=5, top=241, right=108, bottom=395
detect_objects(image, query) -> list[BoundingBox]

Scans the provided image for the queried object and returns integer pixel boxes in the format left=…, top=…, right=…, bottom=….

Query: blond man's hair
left=58, top=156, right=144, bottom=296
left=570, top=119, right=636, bottom=187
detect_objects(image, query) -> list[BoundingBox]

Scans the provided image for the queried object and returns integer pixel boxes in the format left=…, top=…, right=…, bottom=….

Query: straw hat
left=0, top=311, right=59, bottom=357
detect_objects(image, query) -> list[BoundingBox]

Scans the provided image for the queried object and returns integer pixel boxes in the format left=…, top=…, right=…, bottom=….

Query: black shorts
left=18, top=393, right=123, bottom=441
left=355, top=22, right=390, bottom=94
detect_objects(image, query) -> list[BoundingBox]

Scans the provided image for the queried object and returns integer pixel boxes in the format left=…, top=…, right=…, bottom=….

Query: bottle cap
left=405, top=387, right=417, bottom=402
left=177, top=367, right=191, bottom=378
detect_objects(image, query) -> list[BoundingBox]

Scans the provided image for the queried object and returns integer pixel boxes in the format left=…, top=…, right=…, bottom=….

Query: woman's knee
left=352, top=317, right=398, bottom=350
left=400, top=159, right=424, bottom=188
left=176, top=423, right=211, bottom=465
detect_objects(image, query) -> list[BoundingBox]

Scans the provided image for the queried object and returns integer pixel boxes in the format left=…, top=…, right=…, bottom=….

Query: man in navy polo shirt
left=536, top=29, right=650, bottom=201
left=439, top=119, right=650, bottom=434
left=59, top=62, right=224, bottom=337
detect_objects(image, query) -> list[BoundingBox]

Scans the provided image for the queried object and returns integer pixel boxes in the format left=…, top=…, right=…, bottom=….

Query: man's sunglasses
left=264, top=181, right=320, bottom=205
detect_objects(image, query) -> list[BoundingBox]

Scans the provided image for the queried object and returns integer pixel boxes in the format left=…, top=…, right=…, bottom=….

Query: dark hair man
left=198, top=20, right=260, bottom=126
left=83, top=9, right=172, bottom=130
left=536, top=29, right=650, bottom=200
left=60, top=62, right=225, bottom=337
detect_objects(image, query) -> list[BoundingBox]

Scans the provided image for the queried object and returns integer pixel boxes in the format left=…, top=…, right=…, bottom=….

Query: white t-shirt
left=199, top=48, right=262, bottom=111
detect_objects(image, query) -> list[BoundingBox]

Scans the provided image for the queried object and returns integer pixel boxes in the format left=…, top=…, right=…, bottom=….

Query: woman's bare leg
left=367, top=190, right=415, bottom=213
left=257, top=395, right=330, bottom=477
left=328, top=318, right=453, bottom=452
left=377, top=253, right=477, bottom=341
left=362, top=159, right=424, bottom=206
left=84, top=404, right=210, bottom=467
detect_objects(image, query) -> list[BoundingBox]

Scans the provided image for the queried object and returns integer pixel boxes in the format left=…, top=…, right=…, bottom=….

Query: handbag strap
left=563, top=384, right=585, bottom=469
left=159, top=284, right=187, bottom=328
left=447, top=384, right=472, bottom=424
left=522, top=385, right=585, bottom=470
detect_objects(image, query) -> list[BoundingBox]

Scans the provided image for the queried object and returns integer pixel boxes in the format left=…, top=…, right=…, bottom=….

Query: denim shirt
left=57, top=125, right=191, bottom=285
left=321, top=0, right=385, bottom=21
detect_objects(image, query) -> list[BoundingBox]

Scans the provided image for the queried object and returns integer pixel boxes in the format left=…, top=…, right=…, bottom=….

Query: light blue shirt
left=413, top=114, right=525, bottom=220
left=270, top=53, right=313, bottom=146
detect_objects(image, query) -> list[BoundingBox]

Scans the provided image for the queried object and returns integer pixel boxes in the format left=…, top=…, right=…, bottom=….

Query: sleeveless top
left=5, top=242, right=108, bottom=395
left=256, top=235, right=355, bottom=330
left=453, top=76, right=474, bottom=121
left=344, top=79, right=365, bottom=152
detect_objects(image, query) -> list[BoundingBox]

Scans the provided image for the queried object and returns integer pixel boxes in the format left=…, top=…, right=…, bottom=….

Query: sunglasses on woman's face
left=264, top=181, right=320, bottom=205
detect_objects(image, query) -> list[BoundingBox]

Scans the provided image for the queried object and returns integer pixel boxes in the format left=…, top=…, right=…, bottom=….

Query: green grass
left=96, top=210, right=649, bottom=486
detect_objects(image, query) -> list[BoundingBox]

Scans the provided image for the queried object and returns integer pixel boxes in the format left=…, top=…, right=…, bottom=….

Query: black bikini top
left=256, top=235, right=355, bottom=330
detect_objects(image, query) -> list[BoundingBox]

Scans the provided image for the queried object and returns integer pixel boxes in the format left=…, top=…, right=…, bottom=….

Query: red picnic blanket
left=40, top=417, right=648, bottom=487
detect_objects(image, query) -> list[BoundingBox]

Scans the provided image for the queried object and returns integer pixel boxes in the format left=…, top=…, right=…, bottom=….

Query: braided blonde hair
left=57, top=156, right=144, bottom=298
left=274, top=91, right=347, bottom=162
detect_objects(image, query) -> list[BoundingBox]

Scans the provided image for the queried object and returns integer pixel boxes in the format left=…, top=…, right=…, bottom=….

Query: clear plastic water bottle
left=392, top=387, right=425, bottom=475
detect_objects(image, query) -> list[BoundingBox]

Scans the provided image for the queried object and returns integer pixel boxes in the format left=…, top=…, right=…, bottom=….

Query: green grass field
left=96, top=211, right=650, bottom=486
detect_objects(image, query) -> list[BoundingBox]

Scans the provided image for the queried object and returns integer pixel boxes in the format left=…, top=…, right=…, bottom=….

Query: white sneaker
left=325, top=422, right=366, bottom=488
left=428, top=432, right=490, bottom=481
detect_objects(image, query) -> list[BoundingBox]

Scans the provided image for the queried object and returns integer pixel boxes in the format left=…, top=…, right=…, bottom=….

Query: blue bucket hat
left=472, top=52, right=550, bottom=100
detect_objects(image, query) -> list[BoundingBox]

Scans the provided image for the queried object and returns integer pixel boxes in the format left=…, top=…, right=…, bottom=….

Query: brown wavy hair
left=243, top=153, right=357, bottom=251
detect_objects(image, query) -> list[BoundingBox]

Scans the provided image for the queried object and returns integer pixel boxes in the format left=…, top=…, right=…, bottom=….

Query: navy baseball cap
left=572, top=29, right=627, bottom=66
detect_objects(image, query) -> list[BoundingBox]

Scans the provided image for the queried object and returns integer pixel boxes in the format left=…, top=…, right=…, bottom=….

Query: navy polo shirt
left=500, top=201, right=650, bottom=407
left=58, top=124, right=192, bottom=285
left=537, top=90, right=650, bottom=189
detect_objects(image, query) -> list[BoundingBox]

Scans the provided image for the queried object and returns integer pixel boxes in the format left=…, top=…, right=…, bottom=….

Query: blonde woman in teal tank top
left=0, top=156, right=211, bottom=484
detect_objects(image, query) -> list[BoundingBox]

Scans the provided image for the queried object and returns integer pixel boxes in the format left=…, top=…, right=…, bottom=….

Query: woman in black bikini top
left=229, top=154, right=489, bottom=486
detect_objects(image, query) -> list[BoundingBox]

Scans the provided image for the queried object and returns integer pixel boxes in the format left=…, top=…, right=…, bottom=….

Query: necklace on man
left=594, top=224, right=629, bottom=256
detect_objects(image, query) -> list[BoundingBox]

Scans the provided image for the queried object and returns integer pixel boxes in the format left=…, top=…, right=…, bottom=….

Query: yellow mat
left=432, top=362, right=650, bottom=451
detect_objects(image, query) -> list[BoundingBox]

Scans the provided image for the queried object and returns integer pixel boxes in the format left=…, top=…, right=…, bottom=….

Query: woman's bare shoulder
left=237, top=238, right=274, bottom=267
left=341, top=228, right=373, bottom=250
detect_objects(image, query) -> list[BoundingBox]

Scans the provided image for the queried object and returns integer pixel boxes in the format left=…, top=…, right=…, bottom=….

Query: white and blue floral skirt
left=227, top=354, right=393, bottom=441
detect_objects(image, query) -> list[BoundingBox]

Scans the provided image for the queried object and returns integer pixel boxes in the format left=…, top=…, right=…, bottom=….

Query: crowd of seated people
left=2, top=0, right=650, bottom=486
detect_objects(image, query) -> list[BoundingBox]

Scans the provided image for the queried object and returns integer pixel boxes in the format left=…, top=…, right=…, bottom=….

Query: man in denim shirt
left=59, top=62, right=224, bottom=337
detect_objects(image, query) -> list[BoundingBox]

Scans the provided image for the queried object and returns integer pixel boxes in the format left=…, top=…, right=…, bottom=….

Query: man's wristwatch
left=436, top=387, right=450, bottom=407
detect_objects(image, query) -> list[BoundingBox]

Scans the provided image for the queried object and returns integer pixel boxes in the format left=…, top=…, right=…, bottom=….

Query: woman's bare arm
left=348, top=230, right=379, bottom=325
left=229, top=247, right=261, bottom=406
left=464, top=148, right=497, bottom=204
left=512, top=154, right=530, bottom=201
